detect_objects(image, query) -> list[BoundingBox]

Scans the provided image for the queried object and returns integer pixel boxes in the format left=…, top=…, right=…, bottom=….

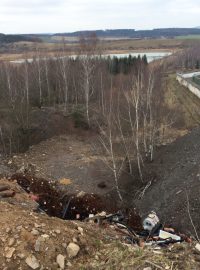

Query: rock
left=34, top=238, right=41, bottom=252
left=1, top=237, right=6, bottom=242
left=16, top=166, right=25, bottom=173
left=5, top=247, right=15, bottom=258
left=31, top=229, right=39, bottom=236
left=16, top=225, right=22, bottom=231
left=62, top=243, right=67, bottom=248
left=195, top=243, right=200, bottom=252
left=67, top=243, right=80, bottom=258
left=8, top=238, right=15, bottom=247
left=55, top=229, right=61, bottom=234
left=56, top=254, right=65, bottom=269
left=76, top=191, right=86, bottom=198
left=67, top=261, right=72, bottom=267
left=6, top=228, right=11, bottom=233
left=73, top=237, right=78, bottom=243
left=25, top=255, right=40, bottom=269
left=143, top=268, right=152, bottom=270
left=77, top=227, right=83, bottom=235
left=14, top=234, right=19, bottom=239
left=41, top=234, right=49, bottom=239
left=17, top=253, right=25, bottom=259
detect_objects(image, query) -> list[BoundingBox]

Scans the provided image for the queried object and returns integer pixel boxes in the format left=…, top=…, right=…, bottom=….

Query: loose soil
left=135, top=127, right=200, bottom=236
left=0, top=179, right=200, bottom=270
left=6, top=134, right=136, bottom=204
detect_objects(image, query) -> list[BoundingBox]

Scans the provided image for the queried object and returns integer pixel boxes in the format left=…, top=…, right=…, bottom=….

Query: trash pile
left=85, top=211, right=192, bottom=248
left=7, top=174, right=192, bottom=250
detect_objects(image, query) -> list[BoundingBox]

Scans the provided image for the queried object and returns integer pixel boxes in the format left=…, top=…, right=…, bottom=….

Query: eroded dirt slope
left=135, top=127, right=200, bottom=236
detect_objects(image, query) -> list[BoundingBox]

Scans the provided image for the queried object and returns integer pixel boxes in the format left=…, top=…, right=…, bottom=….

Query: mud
left=11, top=173, right=63, bottom=217
left=10, top=173, right=142, bottom=230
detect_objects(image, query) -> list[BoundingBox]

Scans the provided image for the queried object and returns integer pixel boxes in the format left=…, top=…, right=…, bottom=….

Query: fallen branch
left=145, top=260, right=164, bottom=270
left=186, top=191, right=200, bottom=242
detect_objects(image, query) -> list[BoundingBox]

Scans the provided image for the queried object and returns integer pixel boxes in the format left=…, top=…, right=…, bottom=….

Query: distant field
left=1, top=37, right=200, bottom=62
left=42, top=35, right=197, bottom=51
left=101, top=38, right=184, bottom=52
left=176, top=35, right=200, bottom=40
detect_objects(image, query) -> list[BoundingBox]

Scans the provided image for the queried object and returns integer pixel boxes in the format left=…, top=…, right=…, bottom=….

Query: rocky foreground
left=0, top=179, right=200, bottom=270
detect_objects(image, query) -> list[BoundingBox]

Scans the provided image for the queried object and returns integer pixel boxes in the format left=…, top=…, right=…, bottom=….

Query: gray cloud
left=0, top=0, right=199, bottom=34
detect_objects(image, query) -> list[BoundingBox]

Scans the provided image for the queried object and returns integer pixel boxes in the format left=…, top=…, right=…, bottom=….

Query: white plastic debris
left=143, top=211, right=159, bottom=231
left=159, top=230, right=181, bottom=241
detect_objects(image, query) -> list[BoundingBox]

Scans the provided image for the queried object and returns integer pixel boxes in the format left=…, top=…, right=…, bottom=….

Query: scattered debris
left=2, top=176, right=192, bottom=252
left=0, top=178, right=199, bottom=269
left=143, top=211, right=160, bottom=232
left=86, top=210, right=189, bottom=248
left=159, top=230, right=181, bottom=241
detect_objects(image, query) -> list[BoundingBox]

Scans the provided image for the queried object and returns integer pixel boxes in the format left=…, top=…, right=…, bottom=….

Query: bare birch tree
left=98, top=79, right=124, bottom=201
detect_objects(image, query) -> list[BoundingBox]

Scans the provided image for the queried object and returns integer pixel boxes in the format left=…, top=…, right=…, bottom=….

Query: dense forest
left=0, top=33, right=41, bottom=44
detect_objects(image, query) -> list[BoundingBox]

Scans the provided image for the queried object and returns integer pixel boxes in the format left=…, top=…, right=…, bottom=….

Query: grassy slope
left=165, top=74, right=200, bottom=128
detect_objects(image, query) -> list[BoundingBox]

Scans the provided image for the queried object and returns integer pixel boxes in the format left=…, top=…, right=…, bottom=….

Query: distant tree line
left=0, top=33, right=41, bottom=44
left=54, top=28, right=200, bottom=39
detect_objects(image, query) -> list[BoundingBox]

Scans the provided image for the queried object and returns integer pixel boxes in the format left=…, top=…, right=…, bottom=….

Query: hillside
left=54, top=28, right=200, bottom=39
left=0, top=178, right=200, bottom=269
left=135, top=127, right=200, bottom=237
left=0, top=33, right=41, bottom=44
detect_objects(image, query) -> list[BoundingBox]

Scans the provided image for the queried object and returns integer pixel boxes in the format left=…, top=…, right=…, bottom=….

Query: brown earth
left=6, top=134, right=137, bottom=205
left=0, top=178, right=200, bottom=270
left=135, top=127, right=200, bottom=237
left=6, top=128, right=200, bottom=237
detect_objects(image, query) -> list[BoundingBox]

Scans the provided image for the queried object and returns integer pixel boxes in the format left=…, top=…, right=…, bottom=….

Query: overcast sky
left=0, top=0, right=199, bottom=34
